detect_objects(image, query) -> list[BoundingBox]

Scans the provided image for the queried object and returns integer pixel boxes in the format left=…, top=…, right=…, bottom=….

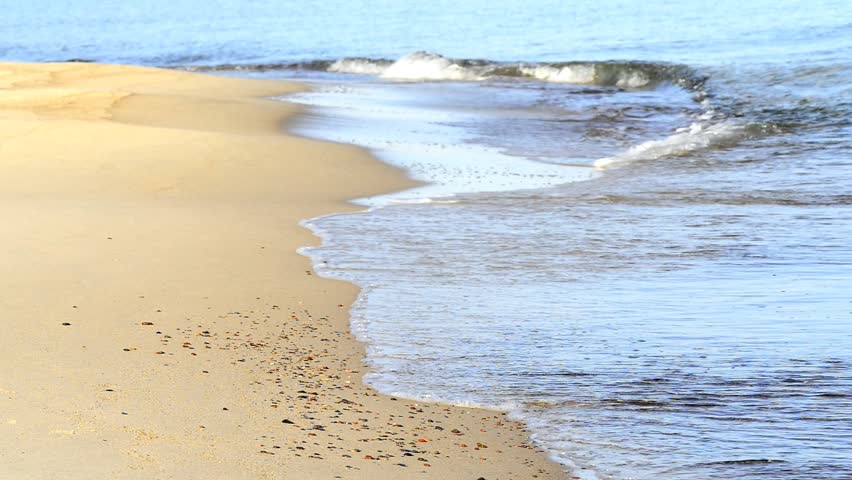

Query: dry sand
left=0, top=62, right=567, bottom=479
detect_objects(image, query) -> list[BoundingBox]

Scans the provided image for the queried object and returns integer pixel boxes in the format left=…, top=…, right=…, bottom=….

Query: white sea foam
left=617, top=71, right=653, bottom=88
left=594, top=120, right=746, bottom=169
left=288, top=82, right=597, bottom=205
left=321, top=52, right=695, bottom=91
left=380, top=51, right=483, bottom=81
left=520, top=64, right=597, bottom=84
left=328, top=58, right=388, bottom=75
left=521, top=64, right=652, bottom=87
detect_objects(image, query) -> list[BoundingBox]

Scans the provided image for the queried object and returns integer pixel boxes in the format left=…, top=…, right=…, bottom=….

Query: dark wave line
left=168, top=53, right=707, bottom=94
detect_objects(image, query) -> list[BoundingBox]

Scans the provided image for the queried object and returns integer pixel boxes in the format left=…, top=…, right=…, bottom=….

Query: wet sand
left=0, top=62, right=566, bottom=479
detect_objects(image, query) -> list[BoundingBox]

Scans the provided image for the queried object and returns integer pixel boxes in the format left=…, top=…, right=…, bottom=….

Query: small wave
left=518, top=62, right=696, bottom=89
left=594, top=120, right=754, bottom=169
left=366, top=52, right=704, bottom=90
left=380, top=51, right=487, bottom=81
left=520, top=64, right=597, bottom=84
left=328, top=57, right=392, bottom=76
left=181, top=51, right=706, bottom=91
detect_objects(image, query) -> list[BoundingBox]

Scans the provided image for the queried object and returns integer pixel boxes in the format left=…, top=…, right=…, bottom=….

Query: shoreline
left=0, top=62, right=566, bottom=479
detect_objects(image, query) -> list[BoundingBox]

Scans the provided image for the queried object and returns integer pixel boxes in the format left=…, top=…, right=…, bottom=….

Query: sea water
left=4, top=1, right=851, bottom=478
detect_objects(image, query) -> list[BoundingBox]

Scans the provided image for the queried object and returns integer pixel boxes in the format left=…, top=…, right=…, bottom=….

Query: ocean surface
left=4, top=1, right=851, bottom=478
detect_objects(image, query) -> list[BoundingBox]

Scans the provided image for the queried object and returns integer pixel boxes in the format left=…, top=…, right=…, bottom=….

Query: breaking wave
left=327, top=57, right=391, bottom=76
left=595, top=121, right=745, bottom=169
left=181, top=51, right=706, bottom=91
left=179, top=51, right=809, bottom=174
left=593, top=120, right=781, bottom=169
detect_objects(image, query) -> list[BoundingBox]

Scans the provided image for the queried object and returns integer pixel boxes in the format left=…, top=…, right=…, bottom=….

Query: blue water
left=4, top=1, right=850, bottom=66
left=4, top=1, right=851, bottom=478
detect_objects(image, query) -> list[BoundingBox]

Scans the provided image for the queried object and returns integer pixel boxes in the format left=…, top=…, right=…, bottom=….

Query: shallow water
left=293, top=71, right=852, bottom=478
left=5, top=1, right=852, bottom=478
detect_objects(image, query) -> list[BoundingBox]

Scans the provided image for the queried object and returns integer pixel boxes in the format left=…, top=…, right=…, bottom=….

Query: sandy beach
left=0, top=62, right=565, bottom=479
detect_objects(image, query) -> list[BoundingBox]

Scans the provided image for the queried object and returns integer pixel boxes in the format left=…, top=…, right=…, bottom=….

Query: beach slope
left=0, top=62, right=564, bottom=479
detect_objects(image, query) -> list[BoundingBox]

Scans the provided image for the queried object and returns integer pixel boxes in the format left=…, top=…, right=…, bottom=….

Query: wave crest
left=182, top=51, right=706, bottom=91
left=380, top=51, right=486, bottom=81
left=594, top=120, right=773, bottom=169
left=328, top=57, right=391, bottom=75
